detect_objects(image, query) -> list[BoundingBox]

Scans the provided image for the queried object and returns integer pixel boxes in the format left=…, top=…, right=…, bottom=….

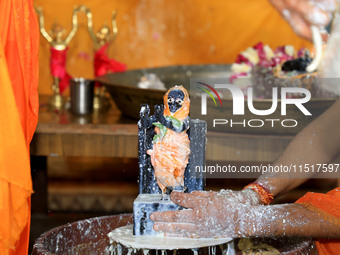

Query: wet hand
left=150, top=191, right=251, bottom=238
left=269, top=0, right=336, bottom=40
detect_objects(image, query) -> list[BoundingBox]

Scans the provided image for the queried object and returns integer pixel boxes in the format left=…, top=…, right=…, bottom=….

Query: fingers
left=150, top=209, right=194, bottom=223
left=283, top=0, right=333, bottom=27
left=287, top=11, right=313, bottom=40
left=170, top=191, right=201, bottom=208
left=268, top=0, right=286, bottom=13
left=191, top=190, right=217, bottom=197
left=305, top=9, right=332, bottom=27
left=283, top=0, right=315, bottom=15
left=270, top=0, right=334, bottom=40
left=312, top=0, right=337, bottom=12
left=285, top=0, right=337, bottom=13
left=153, top=222, right=197, bottom=235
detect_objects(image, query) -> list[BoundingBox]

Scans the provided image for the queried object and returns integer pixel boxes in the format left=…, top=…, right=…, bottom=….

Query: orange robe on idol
left=147, top=86, right=191, bottom=193
left=0, top=0, right=39, bottom=254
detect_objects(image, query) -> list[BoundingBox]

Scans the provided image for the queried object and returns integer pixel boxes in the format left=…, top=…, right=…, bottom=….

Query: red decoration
left=50, top=47, right=72, bottom=93
left=244, top=183, right=274, bottom=205
left=94, top=43, right=126, bottom=86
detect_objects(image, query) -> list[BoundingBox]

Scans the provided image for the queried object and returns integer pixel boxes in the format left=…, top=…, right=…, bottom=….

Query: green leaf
left=165, top=116, right=182, bottom=130
left=152, top=122, right=167, bottom=143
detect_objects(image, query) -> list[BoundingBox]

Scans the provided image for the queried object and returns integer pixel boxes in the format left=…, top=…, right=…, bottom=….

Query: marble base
left=133, top=194, right=181, bottom=236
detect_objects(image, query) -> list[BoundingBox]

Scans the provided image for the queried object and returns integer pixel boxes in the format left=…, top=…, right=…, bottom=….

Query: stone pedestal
left=133, top=194, right=181, bottom=236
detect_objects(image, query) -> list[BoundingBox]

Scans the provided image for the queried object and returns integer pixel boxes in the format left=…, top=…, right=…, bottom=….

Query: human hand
left=269, top=0, right=336, bottom=40
left=150, top=190, right=257, bottom=238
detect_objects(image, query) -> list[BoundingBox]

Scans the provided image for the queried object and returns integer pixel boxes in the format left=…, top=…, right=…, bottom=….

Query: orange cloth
left=0, top=0, right=39, bottom=254
left=296, top=188, right=340, bottom=255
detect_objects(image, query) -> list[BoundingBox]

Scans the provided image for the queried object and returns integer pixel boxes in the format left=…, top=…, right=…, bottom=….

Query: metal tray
left=97, top=64, right=336, bottom=134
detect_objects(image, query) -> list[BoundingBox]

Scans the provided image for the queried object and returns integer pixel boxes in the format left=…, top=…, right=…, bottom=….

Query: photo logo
left=190, top=78, right=313, bottom=130
left=196, top=82, right=223, bottom=107
left=199, top=84, right=311, bottom=116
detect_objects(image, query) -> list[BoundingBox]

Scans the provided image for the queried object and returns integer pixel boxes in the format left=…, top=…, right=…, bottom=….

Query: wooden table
left=31, top=97, right=293, bottom=161
left=30, top=95, right=294, bottom=213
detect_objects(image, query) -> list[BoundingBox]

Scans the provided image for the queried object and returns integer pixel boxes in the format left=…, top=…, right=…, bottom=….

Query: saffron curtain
left=0, top=0, right=39, bottom=254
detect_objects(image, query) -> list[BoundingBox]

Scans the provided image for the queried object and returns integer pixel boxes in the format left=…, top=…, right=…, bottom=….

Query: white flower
left=231, top=63, right=252, bottom=73
left=264, top=45, right=274, bottom=60
left=241, top=47, right=259, bottom=65
left=285, top=45, right=295, bottom=57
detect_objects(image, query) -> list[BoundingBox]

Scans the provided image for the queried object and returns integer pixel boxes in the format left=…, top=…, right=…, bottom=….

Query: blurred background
left=35, top=0, right=312, bottom=95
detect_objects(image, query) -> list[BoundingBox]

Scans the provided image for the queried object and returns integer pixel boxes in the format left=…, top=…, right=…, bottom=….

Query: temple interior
left=2, top=0, right=339, bottom=254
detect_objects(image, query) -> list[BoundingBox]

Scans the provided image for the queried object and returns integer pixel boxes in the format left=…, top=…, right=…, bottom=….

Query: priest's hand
left=150, top=191, right=252, bottom=238
left=269, top=0, right=336, bottom=40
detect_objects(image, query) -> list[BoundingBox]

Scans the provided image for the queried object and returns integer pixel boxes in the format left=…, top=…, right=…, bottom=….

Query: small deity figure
left=82, top=6, right=126, bottom=79
left=146, top=86, right=191, bottom=198
left=35, top=6, right=81, bottom=96
left=80, top=6, right=126, bottom=111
